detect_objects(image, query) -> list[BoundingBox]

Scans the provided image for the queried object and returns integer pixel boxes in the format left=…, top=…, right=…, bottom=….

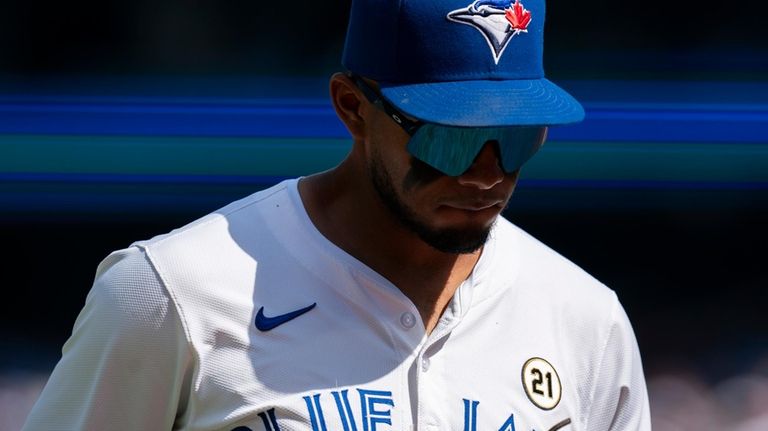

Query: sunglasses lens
left=407, top=125, right=547, bottom=176
left=497, top=126, right=548, bottom=173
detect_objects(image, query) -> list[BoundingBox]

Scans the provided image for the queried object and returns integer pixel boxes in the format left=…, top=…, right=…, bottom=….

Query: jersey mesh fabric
left=585, top=301, right=651, bottom=430
left=22, top=248, right=193, bottom=430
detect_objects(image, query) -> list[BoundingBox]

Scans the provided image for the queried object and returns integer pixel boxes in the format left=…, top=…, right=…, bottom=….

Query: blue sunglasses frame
left=349, top=73, right=548, bottom=177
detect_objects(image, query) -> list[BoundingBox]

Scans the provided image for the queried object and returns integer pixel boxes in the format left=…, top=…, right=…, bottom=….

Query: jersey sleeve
left=585, top=294, right=651, bottom=430
left=22, top=246, right=194, bottom=431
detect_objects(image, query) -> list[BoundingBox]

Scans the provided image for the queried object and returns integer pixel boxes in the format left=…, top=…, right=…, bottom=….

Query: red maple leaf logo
left=505, top=0, right=532, bottom=33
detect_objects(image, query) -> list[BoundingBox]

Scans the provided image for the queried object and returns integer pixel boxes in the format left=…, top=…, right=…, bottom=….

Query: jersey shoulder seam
left=147, top=181, right=290, bottom=249
left=583, top=291, right=621, bottom=428
left=137, top=244, right=199, bottom=375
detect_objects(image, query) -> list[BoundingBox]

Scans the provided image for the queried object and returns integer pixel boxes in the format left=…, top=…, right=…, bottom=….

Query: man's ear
left=329, top=72, right=367, bottom=140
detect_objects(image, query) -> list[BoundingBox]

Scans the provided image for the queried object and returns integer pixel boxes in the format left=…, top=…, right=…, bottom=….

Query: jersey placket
left=413, top=280, right=471, bottom=431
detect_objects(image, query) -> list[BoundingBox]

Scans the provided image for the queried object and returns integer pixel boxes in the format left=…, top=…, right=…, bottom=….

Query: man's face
left=364, top=108, right=521, bottom=254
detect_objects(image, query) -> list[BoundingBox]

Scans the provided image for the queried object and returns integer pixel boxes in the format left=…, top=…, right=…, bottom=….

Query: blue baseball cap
left=342, top=0, right=584, bottom=127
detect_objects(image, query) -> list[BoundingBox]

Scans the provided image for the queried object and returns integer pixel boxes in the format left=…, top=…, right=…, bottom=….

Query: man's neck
left=298, top=166, right=482, bottom=334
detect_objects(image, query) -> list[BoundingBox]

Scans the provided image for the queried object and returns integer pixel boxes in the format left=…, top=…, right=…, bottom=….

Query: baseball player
left=23, top=0, right=651, bottom=430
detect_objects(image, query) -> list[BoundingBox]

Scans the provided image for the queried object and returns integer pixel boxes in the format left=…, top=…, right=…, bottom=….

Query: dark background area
left=1, top=0, right=767, bottom=421
left=1, top=0, right=766, bottom=79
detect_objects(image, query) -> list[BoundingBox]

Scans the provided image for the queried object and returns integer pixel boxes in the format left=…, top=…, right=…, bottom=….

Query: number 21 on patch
left=521, top=357, right=562, bottom=410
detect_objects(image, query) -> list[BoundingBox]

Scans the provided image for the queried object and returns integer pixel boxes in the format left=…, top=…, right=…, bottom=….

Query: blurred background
left=1, top=0, right=767, bottom=429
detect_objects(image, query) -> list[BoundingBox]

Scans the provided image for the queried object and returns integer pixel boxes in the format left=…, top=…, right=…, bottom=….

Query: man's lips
left=440, top=200, right=504, bottom=211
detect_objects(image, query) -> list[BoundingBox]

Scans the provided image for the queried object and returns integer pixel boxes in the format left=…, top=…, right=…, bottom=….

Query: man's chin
left=435, top=205, right=503, bottom=230
left=415, top=223, right=494, bottom=255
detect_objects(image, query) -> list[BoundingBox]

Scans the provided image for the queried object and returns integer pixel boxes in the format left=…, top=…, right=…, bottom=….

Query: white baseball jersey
left=23, top=178, right=650, bottom=431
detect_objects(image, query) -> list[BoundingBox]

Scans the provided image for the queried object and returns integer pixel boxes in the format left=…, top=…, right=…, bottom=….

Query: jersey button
left=421, top=357, right=430, bottom=372
left=400, top=312, right=416, bottom=329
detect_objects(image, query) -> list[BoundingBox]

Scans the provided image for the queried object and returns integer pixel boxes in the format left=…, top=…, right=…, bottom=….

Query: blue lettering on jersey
left=304, top=393, right=329, bottom=431
left=303, top=388, right=395, bottom=431
left=257, top=408, right=282, bottom=431
left=358, top=389, right=394, bottom=431
left=463, top=399, right=519, bottom=431
left=463, top=399, right=480, bottom=431
left=498, top=414, right=517, bottom=431
left=332, top=389, right=359, bottom=431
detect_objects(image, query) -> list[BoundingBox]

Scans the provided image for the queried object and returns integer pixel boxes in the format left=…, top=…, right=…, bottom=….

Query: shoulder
left=84, top=245, right=188, bottom=344
left=110, top=180, right=305, bottom=336
left=489, top=219, right=649, bottom=425
left=137, top=179, right=296, bottom=252
left=488, top=218, right=629, bottom=367
left=130, top=180, right=299, bottom=278
left=493, top=217, right=618, bottom=309
left=24, top=246, right=193, bottom=430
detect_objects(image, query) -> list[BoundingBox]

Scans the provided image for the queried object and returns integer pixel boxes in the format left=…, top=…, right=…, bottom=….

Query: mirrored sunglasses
left=349, top=73, right=548, bottom=177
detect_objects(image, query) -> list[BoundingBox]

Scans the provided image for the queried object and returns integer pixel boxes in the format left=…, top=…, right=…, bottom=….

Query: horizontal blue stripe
left=586, top=110, right=768, bottom=122
left=583, top=102, right=768, bottom=112
left=0, top=95, right=332, bottom=106
left=1, top=79, right=767, bottom=142
left=0, top=105, right=349, bottom=138
left=0, top=102, right=332, bottom=114
left=561, top=79, right=768, bottom=105
left=521, top=179, right=768, bottom=191
left=3, top=172, right=767, bottom=191
left=550, top=117, right=768, bottom=143
left=2, top=104, right=767, bottom=143
left=0, top=172, right=289, bottom=185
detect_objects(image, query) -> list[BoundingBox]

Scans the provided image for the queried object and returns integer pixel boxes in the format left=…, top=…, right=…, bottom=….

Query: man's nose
left=456, top=141, right=506, bottom=190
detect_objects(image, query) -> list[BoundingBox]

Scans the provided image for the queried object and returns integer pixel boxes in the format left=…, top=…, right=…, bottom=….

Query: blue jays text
left=231, top=387, right=521, bottom=431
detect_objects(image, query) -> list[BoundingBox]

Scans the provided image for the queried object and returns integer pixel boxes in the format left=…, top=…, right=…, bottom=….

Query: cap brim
left=379, top=78, right=584, bottom=127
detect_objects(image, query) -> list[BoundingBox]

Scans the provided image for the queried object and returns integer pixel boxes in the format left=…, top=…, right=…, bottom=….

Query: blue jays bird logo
left=447, top=0, right=533, bottom=64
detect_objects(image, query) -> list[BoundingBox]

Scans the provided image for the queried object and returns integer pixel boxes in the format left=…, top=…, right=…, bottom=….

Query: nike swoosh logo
left=255, top=303, right=317, bottom=332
